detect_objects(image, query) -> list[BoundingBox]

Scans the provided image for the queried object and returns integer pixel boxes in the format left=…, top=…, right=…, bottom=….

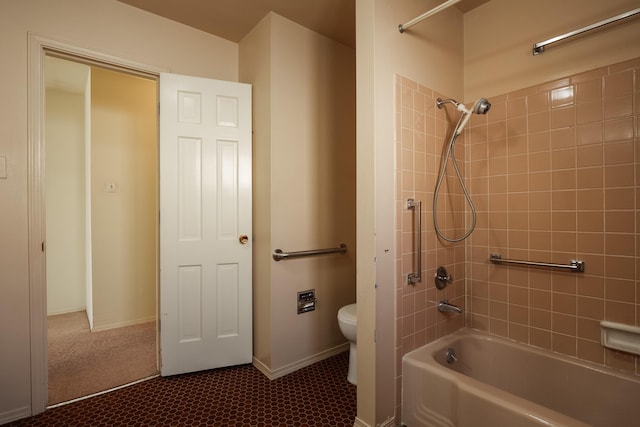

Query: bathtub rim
left=403, top=327, right=640, bottom=385
left=401, top=328, right=640, bottom=427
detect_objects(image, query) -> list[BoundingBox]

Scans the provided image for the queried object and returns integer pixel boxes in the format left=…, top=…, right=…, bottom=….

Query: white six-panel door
left=159, top=72, right=252, bottom=376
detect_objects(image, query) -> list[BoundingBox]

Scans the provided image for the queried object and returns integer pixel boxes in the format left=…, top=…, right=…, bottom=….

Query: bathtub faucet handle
left=434, top=266, right=452, bottom=290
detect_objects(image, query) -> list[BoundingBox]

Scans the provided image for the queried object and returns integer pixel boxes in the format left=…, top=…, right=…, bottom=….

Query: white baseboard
left=91, top=315, right=156, bottom=332
left=379, top=417, right=396, bottom=427
left=252, top=357, right=272, bottom=378
left=253, top=342, right=349, bottom=380
left=47, top=307, right=86, bottom=317
left=353, top=415, right=395, bottom=427
left=0, top=406, right=32, bottom=425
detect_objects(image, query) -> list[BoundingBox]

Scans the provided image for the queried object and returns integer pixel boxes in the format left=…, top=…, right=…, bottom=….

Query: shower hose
left=433, top=113, right=477, bottom=242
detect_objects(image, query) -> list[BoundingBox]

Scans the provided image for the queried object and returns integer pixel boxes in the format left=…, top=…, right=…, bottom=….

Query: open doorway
left=45, top=55, right=159, bottom=405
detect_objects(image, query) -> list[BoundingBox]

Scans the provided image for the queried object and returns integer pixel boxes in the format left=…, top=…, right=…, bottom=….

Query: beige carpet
left=48, top=311, right=158, bottom=405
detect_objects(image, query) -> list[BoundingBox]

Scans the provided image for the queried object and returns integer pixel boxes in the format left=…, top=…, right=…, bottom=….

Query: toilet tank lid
left=338, top=303, right=357, bottom=323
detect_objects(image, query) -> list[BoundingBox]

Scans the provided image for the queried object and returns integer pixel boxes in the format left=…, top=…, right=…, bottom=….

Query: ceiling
left=116, top=0, right=491, bottom=49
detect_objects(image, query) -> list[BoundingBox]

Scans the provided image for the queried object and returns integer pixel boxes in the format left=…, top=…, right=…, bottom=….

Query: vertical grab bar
left=407, top=199, right=422, bottom=284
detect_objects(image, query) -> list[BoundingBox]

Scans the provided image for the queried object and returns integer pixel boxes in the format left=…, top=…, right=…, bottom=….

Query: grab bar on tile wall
left=407, top=199, right=422, bottom=285
left=490, top=253, right=585, bottom=273
left=273, top=243, right=347, bottom=261
left=532, top=8, right=640, bottom=55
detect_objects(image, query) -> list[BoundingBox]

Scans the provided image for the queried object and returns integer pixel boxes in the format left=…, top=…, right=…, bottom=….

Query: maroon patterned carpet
left=9, top=351, right=356, bottom=427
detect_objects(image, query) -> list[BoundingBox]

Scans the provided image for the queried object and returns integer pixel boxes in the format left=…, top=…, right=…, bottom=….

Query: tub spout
left=438, top=300, right=462, bottom=314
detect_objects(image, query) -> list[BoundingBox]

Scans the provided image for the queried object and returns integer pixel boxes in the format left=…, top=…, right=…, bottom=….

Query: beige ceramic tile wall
left=395, top=56, right=640, bottom=416
left=394, top=75, right=466, bottom=408
left=467, top=57, right=640, bottom=376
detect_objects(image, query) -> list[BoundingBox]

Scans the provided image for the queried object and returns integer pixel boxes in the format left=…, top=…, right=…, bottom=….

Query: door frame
left=27, top=34, right=165, bottom=415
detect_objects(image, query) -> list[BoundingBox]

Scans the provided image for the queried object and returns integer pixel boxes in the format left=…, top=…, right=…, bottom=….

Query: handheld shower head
left=436, top=97, right=492, bottom=135
left=437, top=97, right=491, bottom=115
left=471, top=98, right=491, bottom=115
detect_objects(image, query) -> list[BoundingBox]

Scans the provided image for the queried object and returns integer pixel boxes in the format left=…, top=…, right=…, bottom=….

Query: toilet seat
left=338, top=303, right=356, bottom=325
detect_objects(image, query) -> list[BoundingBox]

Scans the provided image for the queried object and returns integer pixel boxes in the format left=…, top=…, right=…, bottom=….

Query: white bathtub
left=402, top=328, right=640, bottom=427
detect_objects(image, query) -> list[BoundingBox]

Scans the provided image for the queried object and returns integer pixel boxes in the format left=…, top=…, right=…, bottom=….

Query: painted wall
left=45, top=88, right=87, bottom=315
left=90, top=67, right=157, bottom=330
left=354, top=2, right=377, bottom=424
left=239, top=14, right=273, bottom=368
left=239, top=13, right=356, bottom=377
left=0, top=0, right=237, bottom=421
left=464, top=0, right=640, bottom=102
left=355, top=1, right=464, bottom=424
left=269, top=13, right=356, bottom=372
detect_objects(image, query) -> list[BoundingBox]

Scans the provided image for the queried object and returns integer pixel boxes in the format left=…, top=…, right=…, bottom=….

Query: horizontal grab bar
left=273, top=243, right=347, bottom=261
left=490, top=253, right=585, bottom=273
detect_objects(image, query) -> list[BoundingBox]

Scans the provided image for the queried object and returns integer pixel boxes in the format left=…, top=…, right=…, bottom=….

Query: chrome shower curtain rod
left=532, top=7, right=640, bottom=55
left=398, top=0, right=462, bottom=33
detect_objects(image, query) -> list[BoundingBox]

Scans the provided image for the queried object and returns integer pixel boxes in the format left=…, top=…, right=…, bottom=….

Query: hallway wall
left=90, top=67, right=157, bottom=330
left=45, top=88, right=87, bottom=315
left=0, top=0, right=237, bottom=420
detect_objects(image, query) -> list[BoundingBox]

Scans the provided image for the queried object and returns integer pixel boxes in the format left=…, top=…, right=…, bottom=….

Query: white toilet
left=337, top=303, right=357, bottom=385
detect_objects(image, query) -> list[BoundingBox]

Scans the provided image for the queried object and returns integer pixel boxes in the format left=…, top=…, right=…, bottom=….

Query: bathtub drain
left=445, top=347, right=457, bottom=364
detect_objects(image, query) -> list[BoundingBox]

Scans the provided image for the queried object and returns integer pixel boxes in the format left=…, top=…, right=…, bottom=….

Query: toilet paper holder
left=298, top=289, right=317, bottom=314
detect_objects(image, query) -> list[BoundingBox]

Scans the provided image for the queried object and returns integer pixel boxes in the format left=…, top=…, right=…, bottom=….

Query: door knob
left=239, top=234, right=249, bottom=245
